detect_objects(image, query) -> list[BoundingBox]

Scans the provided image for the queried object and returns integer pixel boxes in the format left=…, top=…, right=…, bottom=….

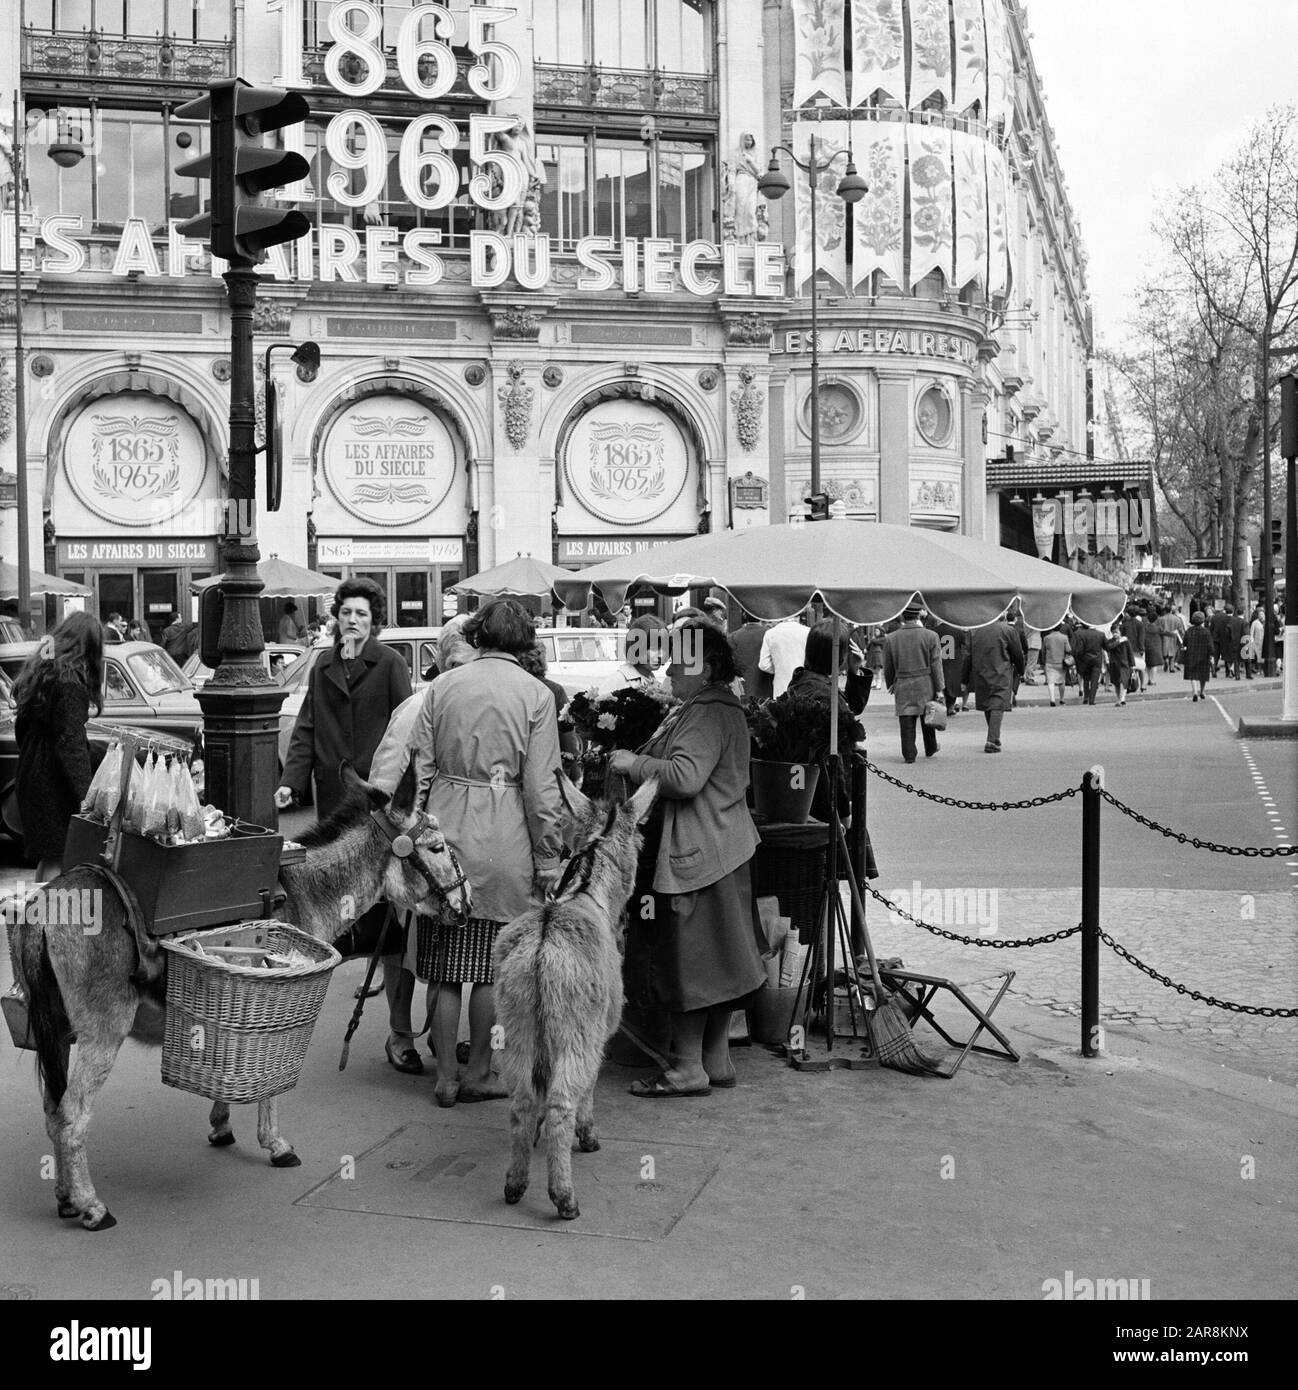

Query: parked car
left=181, top=643, right=305, bottom=688
left=0, top=638, right=204, bottom=769
left=535, top=627, right=625, bottom=698
left=0, top=660, right=195, bottom=844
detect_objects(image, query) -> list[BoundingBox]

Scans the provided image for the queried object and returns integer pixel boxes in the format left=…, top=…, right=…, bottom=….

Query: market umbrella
left=0, top=562, right=92, bottom=599
left=551, top=520, right=1127, bottom=631
left=553, top=520, right=1128, bottom=1065
left=189, top=555, right=340, bottom=599
left=449, top=553, right=576, bottom=604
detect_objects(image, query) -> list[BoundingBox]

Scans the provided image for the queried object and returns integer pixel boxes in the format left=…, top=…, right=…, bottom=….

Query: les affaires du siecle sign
left=4, top=1, right=785, bottom=299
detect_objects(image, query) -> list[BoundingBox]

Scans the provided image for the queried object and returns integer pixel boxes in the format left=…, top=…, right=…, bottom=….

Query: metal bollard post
left=1081, top=766, right=1103, bottom=1056
left=848, top=754, right=867, bottom=961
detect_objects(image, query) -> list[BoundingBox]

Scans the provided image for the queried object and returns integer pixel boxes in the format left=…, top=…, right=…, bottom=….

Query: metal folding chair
left=878, top=967, right=1020, bottom=1078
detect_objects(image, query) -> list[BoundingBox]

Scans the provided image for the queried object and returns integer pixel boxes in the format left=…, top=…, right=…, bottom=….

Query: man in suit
left=731, top=610, right=774, bottom=702
left=1227, top=607, right=1248, bottom=680
left=1070, top=622, right=1107, bottom=705
left=883, top=603, right=944, bottom=763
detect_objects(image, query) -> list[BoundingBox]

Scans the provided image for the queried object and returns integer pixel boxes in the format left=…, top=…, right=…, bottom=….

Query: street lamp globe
left=757, top=156, right=791, bottom=201
left=836, top=160, right=869, bottom=203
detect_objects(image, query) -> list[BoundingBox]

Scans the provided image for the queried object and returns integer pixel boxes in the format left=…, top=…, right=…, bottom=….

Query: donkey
left=493, top=776, right=657, bottom=1220
left=11, top=762, right=469, bottom=1231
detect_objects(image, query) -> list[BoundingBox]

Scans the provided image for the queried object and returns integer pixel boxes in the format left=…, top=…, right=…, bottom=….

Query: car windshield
left=126, top=649, right=190, bottom=696
left=553, top=635, right=619, bottom=662
left=277, top=650, right=314, bottom=687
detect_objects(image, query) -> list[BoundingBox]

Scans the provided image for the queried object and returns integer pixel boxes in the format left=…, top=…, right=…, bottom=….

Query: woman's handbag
left=1126, top=672, right=1140, bottom=693
left=923, top=698, right=948, bottom=730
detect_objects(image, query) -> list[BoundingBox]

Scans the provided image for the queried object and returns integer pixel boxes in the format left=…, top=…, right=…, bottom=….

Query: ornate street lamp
left=759, top=136, right=867, bottom=505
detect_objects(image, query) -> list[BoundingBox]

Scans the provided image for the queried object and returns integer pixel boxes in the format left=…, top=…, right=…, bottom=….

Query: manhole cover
left=295, top=1119, right=720, bottom=1241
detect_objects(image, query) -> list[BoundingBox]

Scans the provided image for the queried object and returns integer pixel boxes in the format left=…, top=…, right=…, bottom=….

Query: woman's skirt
left=415, top=916, right=504, bottom=985
left=639, top=861, right=767, bottom=1014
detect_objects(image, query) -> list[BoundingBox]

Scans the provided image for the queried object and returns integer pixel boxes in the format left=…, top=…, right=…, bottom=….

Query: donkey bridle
left=369, top=808, right=469, bottom=925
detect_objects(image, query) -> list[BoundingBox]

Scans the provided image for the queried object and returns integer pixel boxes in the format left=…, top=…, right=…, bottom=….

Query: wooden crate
left=62, top=816, right=284, bottom=936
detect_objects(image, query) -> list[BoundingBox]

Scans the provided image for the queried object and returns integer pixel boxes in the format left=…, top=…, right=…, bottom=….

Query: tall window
left=29, top=1, right=233, bottom=39
left=537, top=134, right=714, bottom=249
left=98, top=111, right=166, bottom=230
left=533, top=0, right=713, bottom=73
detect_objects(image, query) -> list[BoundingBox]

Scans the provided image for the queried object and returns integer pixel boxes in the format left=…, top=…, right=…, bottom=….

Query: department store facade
left=1, top=0, right=1097, bottom=635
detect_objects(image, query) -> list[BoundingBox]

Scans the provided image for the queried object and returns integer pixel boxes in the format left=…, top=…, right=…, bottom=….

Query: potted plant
left=745, top=689, right=864, bottom=823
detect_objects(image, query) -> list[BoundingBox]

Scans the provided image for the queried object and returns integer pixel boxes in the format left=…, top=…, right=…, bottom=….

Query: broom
left=833, top=820, right=944, bottom=1074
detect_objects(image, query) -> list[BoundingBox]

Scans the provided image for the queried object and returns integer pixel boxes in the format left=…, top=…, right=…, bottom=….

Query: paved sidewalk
left=1, top=951, right=1293, bottom=1301
left=977, top=675, right=1281, bottom=708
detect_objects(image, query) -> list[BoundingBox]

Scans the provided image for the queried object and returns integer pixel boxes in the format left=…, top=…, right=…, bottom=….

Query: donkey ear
left=388, top=761, right=417, bottom=818
left=626, top=777, right=658, bottom=825
left=557, top=769, right=593, bottom=823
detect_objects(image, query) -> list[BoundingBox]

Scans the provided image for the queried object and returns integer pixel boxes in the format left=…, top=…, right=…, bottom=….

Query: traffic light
left=1272, top=518, right=1284, bottom=556
left=1283, top=373, right=1298, bottom=460
left=808, top=492, right=831, bottom=522
left=175, top=78, right=311, bottom=265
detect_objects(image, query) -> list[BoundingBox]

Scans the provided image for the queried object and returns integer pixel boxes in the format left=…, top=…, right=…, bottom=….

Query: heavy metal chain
left=1100, top=930, right=1298, bottom=1017
left=863, top=758, right=1079, bottom=811
left=1098, top=788, right=1298, bottom=857
left=862, top=879, right=1082, bottom=949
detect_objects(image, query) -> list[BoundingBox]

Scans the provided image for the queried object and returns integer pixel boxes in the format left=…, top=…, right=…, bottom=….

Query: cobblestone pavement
left=857, top=887, right=1297, bottom=1081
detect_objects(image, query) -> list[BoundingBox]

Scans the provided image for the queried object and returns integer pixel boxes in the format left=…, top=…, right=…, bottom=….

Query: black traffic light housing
left=175, top=78, right=311, bottom=265
left=199, top=584, right=225, bottom=670
left=1272, top=518, right=1284, bottom=556
left=263, top=340, right=320, bottom=513
left=808, top=492, right=831, bottom=522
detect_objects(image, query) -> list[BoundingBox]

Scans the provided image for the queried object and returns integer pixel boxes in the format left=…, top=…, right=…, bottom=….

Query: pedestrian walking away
left=1042, top=623, right=1071, bottom=706
left=968, top=614, right=1025, bottom=751
left=12, top=611, right=104, bottom=881
left=1071, top=622, right=1105, bottom=705
left=1208, top=605, right=1232, bottom=679
left=1158, top=607, right=1186, bottom=675
left=757, top=617, right=809, bottom=698
left=883, top=604, right=943, bottom=763
left=1181, top=611, right=1214, bottom=701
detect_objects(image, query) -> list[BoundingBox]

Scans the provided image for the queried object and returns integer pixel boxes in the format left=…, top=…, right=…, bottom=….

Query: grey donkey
left=11, top=762, right=469, bottom=1231
left=493, top=776, right=658, bottom=1220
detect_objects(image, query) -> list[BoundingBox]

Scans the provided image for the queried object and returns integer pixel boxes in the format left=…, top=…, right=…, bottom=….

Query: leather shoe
left=385, top=1038, right=423, bottom=1074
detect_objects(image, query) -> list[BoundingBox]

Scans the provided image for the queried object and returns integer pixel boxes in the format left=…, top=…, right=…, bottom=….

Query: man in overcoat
left=883, top=603, right=944, bottom=763
left=969, top=615, right=1027, bottom=752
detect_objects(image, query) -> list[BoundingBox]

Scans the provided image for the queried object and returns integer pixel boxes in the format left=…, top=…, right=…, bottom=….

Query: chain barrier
left=861, top=879, right=1082, bottom=949
left=1100, top=931, right=1298, bottom=1018
left=863, top=758, right=1078, bottom=811
left=1097, top=788, right=1297, bottom=857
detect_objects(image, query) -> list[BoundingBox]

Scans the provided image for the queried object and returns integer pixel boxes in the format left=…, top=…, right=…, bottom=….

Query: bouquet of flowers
left=745, top=688, right=865, bottom=764
left=564, top=682, right=679, bottom=754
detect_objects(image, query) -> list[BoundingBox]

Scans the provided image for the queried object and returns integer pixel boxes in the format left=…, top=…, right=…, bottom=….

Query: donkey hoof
left=504, top=1182, right=527, bottom=1205
left=556, top=1200, right=579, bottom=1221
left=208, top=1130, right=236, bottom=1147
left=577, top=1134, right=600, bottom=1153
left=57, top=1198, right=80, bottom=1219
left=270, top=1150, right=301, bottom=1169
left=82, top=1208, right=117, bottom=1232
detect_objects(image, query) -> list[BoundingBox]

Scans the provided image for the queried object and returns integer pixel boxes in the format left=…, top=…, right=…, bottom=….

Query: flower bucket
left=749, top=759, right=820, bottom=824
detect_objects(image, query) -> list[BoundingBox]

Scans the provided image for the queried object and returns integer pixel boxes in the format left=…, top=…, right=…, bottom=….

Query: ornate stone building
left=1, top=0, right=1099, bottom=633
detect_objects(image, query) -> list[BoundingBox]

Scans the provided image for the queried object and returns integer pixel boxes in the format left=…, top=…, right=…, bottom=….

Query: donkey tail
left=530, top=908, right=551, bottom=1098
left=18, top=928, right=69, bottom=1107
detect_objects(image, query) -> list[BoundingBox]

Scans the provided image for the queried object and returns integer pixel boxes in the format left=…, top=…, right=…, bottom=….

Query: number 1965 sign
left=268, top=0, right=527, bottom=213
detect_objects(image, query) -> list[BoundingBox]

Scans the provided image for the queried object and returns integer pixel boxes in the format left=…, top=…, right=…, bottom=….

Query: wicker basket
left=159, top=922, right=341, bottom=1104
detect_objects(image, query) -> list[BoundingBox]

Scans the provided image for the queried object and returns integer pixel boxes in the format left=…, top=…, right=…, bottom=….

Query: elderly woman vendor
left=609, top=620, right=766, bottom=1097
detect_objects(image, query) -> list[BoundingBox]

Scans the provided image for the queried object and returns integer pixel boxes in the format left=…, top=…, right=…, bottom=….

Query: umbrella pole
left=822, top=617, right=841, bottom=1052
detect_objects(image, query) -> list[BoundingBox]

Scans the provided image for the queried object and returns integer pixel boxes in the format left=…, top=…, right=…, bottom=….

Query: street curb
left=1238, top=717, right=1298, bottom=739
left=1009, top=679, right=1282, bottom=708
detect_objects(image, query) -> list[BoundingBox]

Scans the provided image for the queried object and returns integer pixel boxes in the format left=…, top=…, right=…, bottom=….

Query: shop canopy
left=449, top=554, right=576, bottom=604
left=551, top=520, right=1128, bottom=631
left=0, top=562, right=92, bottom=599
left=190, top=556, right=339, bottom=600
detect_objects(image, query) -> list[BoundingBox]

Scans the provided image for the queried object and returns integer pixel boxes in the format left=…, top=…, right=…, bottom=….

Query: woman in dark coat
left=1106, top=619, right=1134, bottom=708
left=276, top=578, right=414, bottom=1067
left=1181, top=610, right=1214, bottom=702
left=276, top=577, right=412, bottom=817
left=13, top=611, right=103, bottom=879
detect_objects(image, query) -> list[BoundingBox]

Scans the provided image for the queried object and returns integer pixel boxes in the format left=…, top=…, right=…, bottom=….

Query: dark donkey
left=11, top=763, right=469, bottom=1231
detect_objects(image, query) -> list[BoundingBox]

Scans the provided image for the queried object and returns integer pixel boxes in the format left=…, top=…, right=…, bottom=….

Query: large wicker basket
left=159, top=922, right=341, bottom=1104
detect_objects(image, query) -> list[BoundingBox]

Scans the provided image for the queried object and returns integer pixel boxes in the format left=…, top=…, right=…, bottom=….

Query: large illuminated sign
left=6, top=1, right=785, bottom=296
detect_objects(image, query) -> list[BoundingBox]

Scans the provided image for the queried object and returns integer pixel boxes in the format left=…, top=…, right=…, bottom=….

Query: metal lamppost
left=9, top=95, right=85, bottom=634
left=757, top=134, right=868, bottom=503
left=1281, top=373, right=1297, bottom=722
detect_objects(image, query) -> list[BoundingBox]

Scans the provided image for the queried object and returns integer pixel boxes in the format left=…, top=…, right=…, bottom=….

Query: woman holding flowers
left=609, top=620, right=766, bottom=1097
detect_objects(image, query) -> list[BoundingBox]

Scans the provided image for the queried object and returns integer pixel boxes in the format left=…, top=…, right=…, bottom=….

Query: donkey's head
left=341, top=762, right=472, bottom=924
left=553, top=775, right=659, bottom=913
